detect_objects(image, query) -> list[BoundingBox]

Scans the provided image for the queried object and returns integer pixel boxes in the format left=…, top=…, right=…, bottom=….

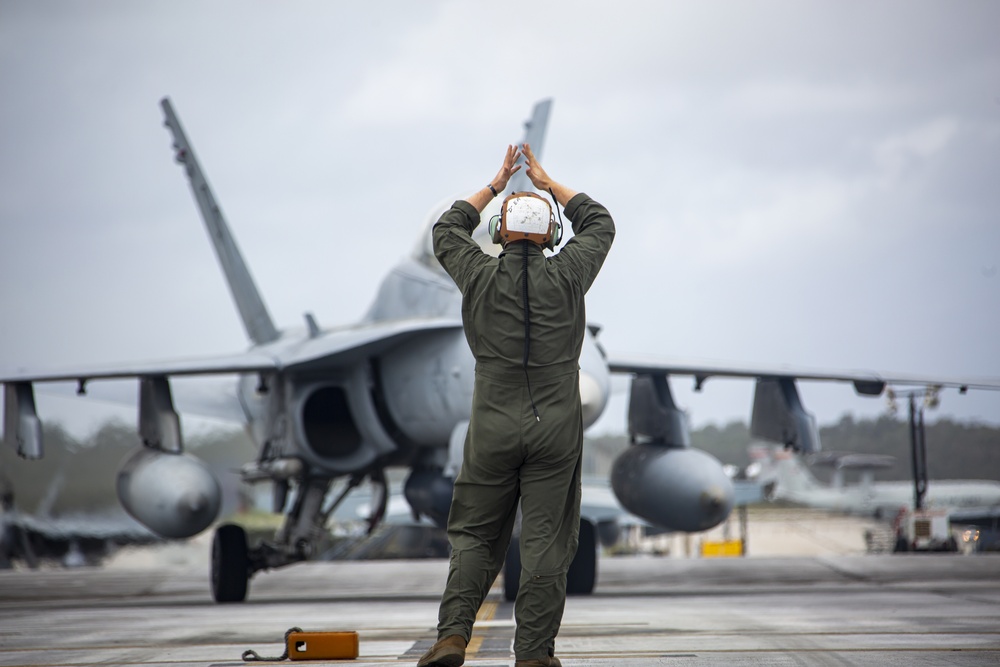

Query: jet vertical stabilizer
left=160, top=97, right=279, bottom=346
left=769, top=449, right=824, bottom=497
left=505, top=98, right=552, bottom=196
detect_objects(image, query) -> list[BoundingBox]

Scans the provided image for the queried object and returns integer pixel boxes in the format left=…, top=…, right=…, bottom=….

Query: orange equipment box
left=286, top=630, right=359, bottom=661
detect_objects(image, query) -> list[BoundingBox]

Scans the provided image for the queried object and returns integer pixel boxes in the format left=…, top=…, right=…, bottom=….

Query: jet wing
left=949, top=507, right=1000, bottom=530
left=1, top=510, right=162, bottom=568
left=2, top=509, right=157, bottom=541
left=0, top=317, right=462, bottom=385
left=280, top=318, right=463, bottom=372
left=607, top=352, right=1000, bottom=454
left=607, top=353, right=1000, bottom=393
left=0, top=351, right=279, bottom=385
left=2, top=317, right=464, bottom=458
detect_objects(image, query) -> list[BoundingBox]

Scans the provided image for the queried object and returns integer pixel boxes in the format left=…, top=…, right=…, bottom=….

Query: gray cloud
left=2, top=0, right=998, bottom=436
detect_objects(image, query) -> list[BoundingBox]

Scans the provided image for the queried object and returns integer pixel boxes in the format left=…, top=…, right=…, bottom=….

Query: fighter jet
left=749, top=444, right=1000, bottom=519
left=3, top=98, right=997, bottom=602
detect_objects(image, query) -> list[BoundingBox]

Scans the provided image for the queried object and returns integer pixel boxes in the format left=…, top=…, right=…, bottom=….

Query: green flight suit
left=431, top=193, right=615, bottom=661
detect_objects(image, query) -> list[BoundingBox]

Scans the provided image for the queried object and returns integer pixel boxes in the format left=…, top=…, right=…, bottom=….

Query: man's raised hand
left=523, top=142, right=577, bottom=206
left=491, top=144, right=522, bottom=193
left=522, top=143, right=553, bottom=191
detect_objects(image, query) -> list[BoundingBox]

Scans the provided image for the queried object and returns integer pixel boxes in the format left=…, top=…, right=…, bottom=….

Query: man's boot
left=514, top=658, right=562, bottom=667
left=416, top=635, right=467, bottom=667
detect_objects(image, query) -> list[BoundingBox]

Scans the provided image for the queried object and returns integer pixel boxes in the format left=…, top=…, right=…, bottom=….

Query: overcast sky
left=1, top=0, right=999, bottom=440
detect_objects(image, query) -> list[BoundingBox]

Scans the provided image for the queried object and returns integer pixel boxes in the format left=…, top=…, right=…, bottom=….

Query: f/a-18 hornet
left=3, top=98, right=996, bottom=602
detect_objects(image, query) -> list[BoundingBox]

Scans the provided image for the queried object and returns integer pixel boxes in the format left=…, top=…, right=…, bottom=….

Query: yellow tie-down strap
left=287, top=631, right=359, bottom=661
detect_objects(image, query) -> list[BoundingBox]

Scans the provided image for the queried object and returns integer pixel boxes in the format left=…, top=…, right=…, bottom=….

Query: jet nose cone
left=579, top=371, right=607, bottom=427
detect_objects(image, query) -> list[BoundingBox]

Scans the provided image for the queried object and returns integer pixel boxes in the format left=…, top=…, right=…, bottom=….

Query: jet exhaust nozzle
left=610, top=444, right=734, bottom=532
left=116, top=446, right=222, bottom=539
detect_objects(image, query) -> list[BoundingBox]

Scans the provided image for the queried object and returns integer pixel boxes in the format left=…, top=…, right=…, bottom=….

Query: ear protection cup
left=547, top=220, right=563, bottom=251
left=489, top=215, right=502, bottom=244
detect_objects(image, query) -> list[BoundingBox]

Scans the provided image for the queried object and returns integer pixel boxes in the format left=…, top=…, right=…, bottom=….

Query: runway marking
left=400, top=597, right=512, bottom=662
left=466, top=600, right=497, bottom=656
left=5, top=647, right=999, bottom=667
left=467, top=598, right=515, bottom=660
left=10, top=555, right=999, bottom=666
left=476, top=599, right=498, bottom=621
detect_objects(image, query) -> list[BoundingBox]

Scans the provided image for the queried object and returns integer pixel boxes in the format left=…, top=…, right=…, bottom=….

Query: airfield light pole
left=907, top=393, right=929, bottom=511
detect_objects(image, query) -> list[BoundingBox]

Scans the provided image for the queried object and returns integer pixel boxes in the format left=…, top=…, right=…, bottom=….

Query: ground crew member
left=418, top=143, right=615, bottom=667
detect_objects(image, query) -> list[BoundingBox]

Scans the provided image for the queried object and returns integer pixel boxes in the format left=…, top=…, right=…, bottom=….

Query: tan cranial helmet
left=489, top=192, right=563, bottom=250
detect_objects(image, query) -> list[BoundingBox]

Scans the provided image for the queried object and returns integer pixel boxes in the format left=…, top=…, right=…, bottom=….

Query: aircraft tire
left=503, top=535, right=521, bottom=602
left=504, top=518, right=598, bottom=602
left=567, top=519, right=597, bottom=596
left=212, top=524, right=249, bottom=603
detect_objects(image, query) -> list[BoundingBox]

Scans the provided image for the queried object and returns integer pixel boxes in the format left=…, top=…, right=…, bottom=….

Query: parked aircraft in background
left=3, top=99, right=997, bottom=601
left=0, top=507, right=158, bottom=569
left=0, top=423, right=256, bottom=569
left=748, top=444, right=1000, bottom=519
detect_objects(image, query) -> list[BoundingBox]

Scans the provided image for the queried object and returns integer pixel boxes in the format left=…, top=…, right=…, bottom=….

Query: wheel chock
left=243, top=627, right=359, bottom=661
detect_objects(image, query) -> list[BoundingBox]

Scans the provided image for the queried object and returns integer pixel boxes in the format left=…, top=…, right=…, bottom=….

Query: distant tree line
left=584, top=415, right=1000, bottom=482
left=2, top=415, right=996, bottom=520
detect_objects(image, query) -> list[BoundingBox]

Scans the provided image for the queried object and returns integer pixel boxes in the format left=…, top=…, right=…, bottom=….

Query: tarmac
left=1, top=543, right=998, bottom=666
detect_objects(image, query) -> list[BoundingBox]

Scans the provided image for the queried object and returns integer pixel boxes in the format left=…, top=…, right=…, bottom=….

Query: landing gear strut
left=209, top=471, right=392, bottom=603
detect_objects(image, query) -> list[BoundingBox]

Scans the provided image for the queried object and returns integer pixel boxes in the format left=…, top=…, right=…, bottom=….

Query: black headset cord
left=522, top=241, right=541, bottom=422
left=521, top=190, right=563, bottom=423
left=548, top=187, right=564, bottom=239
